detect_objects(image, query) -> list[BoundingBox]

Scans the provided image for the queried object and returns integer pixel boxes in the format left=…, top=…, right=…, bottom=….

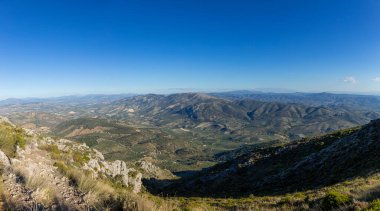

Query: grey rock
left=0, top=149, right=11, bottom=166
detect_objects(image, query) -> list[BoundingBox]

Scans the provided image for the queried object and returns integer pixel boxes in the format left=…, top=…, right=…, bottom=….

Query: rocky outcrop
left=84, top=155, right=142, bottom=193
left=0, top=116, right=146, bottom=210
left=44, top=137, right=142, bottom=193
left=0, top=149, right=10, bottom=166
left=11, top=127, right=143, bottom=194
left=137, top=159, right=174, bottom=179
left=138, top=160, right=160, bottom=174
left=0, top=116, right=15, bottom=127
left=130, top=172, right=143, bottom=193
left=2, top=140, right=88, bottom=209
left=43, top=137, right=145, bottom=194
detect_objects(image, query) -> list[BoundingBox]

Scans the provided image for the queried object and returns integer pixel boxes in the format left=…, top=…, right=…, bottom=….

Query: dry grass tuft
left=12, top=164, right=57, bottom=207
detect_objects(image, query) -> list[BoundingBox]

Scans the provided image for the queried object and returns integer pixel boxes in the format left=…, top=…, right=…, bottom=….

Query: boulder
left=85, top=158, right=143, bottom=193
left=131, top=173, right=142, bottom=193
left=0, top=150, right=11, bottom=166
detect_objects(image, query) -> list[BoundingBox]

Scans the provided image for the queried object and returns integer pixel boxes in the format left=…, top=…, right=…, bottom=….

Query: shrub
left=129, top=170, right=138, bottom=178
left=321, top=190, right=351, bottom=209
left=60, top=167, right=121, bottom=209
left=72, top=151, right=90, bottom=166
left=40, top=144, right=61, bottom=160
left=15, top=131, right=26, bottom=149
left=26, top=173, right=48, bottom=189
left=0, top=124, right=26, bottom=157
left=367, top=199, right=380, bottom=210
left=54, top=161, right=69, bottom=174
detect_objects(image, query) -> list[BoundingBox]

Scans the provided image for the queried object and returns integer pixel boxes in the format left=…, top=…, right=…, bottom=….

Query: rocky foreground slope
left=0, top=117, right=148, bottom=210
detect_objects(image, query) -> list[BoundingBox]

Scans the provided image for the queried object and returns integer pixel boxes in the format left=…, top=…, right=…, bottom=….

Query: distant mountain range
left=211, top=91, right=380, bottom=111
left=101, top=93, right=380, bottom=140
left=0, top=94, right=136, bottom=106
left=1, top=92, right=380, bottom=172
left=2, top=91, right=380, bottom=110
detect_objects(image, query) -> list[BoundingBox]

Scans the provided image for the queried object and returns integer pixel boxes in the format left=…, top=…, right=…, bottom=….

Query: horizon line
left=1, top=89, right=380, bottom=101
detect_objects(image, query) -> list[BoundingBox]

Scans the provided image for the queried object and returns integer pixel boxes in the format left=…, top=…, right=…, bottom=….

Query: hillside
left=0, top=117, right=171, bottom=210
left=2, top=93, right=379, bottom=172
left=2, top=117, right=380, bottom=210
left=2, top=93, right=379, bottom=141
left=157, top=119, right=380, bottom=198
left=51, top=117, right=236, bottom=172
left=46, top=92, right=380, bottom=172
left=101, top=93, right=380, bottom=140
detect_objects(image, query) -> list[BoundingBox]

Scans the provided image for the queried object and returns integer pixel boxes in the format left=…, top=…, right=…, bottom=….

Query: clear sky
left=0, top=0, right=379, bottom=98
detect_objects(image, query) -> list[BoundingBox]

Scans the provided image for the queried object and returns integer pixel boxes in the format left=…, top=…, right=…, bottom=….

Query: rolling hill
left=99, top=93, right=380, bottom=140
left=2, top=92, right=380, bottom=172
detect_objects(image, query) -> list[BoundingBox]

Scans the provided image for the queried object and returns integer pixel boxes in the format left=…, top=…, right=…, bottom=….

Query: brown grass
left=12, top=165, right=56, bottom=206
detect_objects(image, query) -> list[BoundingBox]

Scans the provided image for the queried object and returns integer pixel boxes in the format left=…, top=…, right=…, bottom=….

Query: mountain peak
left=168, top=92, right=218, bottom=100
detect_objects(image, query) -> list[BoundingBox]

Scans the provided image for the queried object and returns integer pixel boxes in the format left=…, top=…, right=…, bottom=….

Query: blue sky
left=0, top=0, right=379, bottom=98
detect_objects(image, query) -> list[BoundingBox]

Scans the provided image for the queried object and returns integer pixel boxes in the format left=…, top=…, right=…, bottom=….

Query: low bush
left=0, top=124, right=26, bottom=157
left=72, top=151, right=90, bottom=166
left=367, top=199, right=380, bottom=210
left=54, top=160, right=68, bottom=170
left=59, top=167, right=124, bottom=209
left=321, top=190, right=351, bottom=209
left=40, top=144, right=61, bottom=160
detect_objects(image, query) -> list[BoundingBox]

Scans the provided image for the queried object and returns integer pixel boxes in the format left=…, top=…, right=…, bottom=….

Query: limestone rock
left=0, top=116, right=15, bottom=127
left=137, top=159, right=174, bottom=179
left=110, top=160, right=128, bottom=177
left=83, top=156, right=143, bottom=193
left=93, top=149, right=104, bottom=160
left=0, top=149, right=11, bottom=166
left=131, top=172, right=142, bottom=193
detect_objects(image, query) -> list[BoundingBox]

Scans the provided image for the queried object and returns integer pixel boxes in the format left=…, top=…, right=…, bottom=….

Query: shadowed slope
left=154, top=119, right=380, bottom=197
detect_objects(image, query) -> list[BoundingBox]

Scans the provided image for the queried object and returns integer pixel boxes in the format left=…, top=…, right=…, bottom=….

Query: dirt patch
left=66, top=126, right=109, bottom=137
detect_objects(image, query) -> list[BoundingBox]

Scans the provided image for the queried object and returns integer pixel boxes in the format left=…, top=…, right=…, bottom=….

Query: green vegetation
left=53, top=159, right=180, bottom=210
left=1, top=94, right=380, bottom=210
left=0, top=122, right=26, bottom=157
left=39, top=144, right=61, bottom=159
left=4, top=92, right=376, bottom=174
left=52, top=117, right=250, bottom=172
left=51, top=149, right=126, bottom=209
left=166, top=120, right=380, bottom=197
left=40, top=142, right=90, bottom=167
left=72, top=151, right=90, bottom=166
left=54, top=161, right=69, bottom=174
left=367, top=199, right=380, bottom=211
left=149, top=173, right=380, bottom=210
left=321, top=190, right=351, bottom=209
